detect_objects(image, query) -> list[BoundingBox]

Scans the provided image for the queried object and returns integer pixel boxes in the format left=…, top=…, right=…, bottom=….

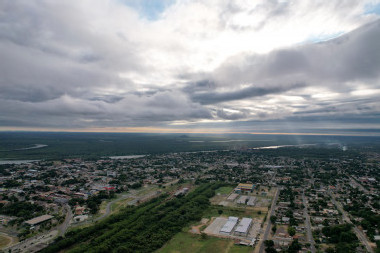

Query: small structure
left=174, top=187, right=189, bottom=197
left=25, top=214, right=53, bottom=226
left=74, top=215, right=88, bottom=223
left=220, top=216, right=239, bottom=235
left=234, top=218, right=252, bottom=237
left=282, top=217, right=290, bottom=224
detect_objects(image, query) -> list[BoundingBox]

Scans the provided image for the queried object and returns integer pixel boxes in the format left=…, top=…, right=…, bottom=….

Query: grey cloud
left=211, top=20, right=380, bottom=90
left=0, top=0, right=379, bottom=132
left=190, top=83, right=305, bottom=104
left=216, top=109, right=248, bottom=120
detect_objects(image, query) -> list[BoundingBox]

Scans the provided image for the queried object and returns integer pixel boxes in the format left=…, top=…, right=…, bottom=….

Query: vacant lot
left=156, top=232, right=252, bottom=253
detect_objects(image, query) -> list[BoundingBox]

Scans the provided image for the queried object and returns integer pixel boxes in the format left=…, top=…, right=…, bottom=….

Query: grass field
left=0, top=234, right=12, bottom=249
left=156, top=232, right=253, bottom=253
left=215, top=186, right=234, bottom=195
left=110, top=197, right=134, bottom=213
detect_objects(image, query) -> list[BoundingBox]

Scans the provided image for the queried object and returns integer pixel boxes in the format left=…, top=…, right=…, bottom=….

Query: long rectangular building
left=234, top=217, right=252, bottom=236
left=220, top=216, right=238, bottom=235
left=247, top=196, right=257, bottom=206
left=25, top=214, right=53, bottom=226
left=237, top=195, right=249, bottom=204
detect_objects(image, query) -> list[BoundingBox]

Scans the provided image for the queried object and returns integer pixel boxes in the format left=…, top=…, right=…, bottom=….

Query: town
left=0, top=147, right=379, bottom=253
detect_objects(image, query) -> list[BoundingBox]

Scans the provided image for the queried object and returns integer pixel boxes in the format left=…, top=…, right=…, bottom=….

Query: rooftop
left=25, top=214, right=53, bottom=225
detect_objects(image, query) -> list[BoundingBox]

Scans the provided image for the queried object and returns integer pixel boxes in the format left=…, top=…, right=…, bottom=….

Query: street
left=257, top=187, right=280, bottom=253
left=302, top=192, right=316, bottom=253
left=330, top=192, right=374, bottom=253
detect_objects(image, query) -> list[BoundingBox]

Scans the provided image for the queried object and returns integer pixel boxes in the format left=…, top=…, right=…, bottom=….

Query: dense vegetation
left=41, top=182, right=224, bottom=253
left=321, top=224, right=358, bottom=252
left=69, top=190, right=116, bottom=214
left=0, top=201, right=44, bottom=219
left=1, top=132, right=378, bottom=160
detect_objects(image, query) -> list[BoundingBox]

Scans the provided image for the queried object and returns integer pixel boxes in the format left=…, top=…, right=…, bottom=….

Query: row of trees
left=41, top=182, right=225, bottom=253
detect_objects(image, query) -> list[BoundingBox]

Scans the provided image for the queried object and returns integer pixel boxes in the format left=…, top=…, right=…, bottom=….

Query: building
left=25, top=214, right=53, bottom=226
left=174, top=187, right=189, bottom=197
left=220, top=216, right=239, bottom=235
left=235, top=183, right=255, bottom=194
left=247, top=196, right=256, bottom=206
left=227, top=193, right=238, bottom=201
left=234, top=218, right=252, bottom=236
left=237, top=195, right=249, bottom=204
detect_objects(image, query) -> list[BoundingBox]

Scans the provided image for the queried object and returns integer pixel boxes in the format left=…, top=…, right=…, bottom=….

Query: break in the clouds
left=0, top=0, right=380, bottom=134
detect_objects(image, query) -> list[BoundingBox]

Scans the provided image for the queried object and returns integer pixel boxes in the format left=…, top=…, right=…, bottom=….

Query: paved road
left=330, top=192, right=373, bottom=253
left=350, top=177, right=369, bottom=194
left=58, top=204, right=73, bottom=236
left=4, top=230, right=58, bottom=253
left=257, top=187, right=280, bottom=253
left=302, top=192, right=316, bottom=253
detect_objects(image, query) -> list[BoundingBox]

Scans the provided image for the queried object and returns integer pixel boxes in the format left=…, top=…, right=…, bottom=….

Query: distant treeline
left=40, top=182, right=225, bottom=253
left=1, top=132, right=378, bottom=160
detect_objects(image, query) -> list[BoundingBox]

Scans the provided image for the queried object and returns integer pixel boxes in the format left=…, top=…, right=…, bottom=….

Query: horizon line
left=0, top=127, right=379, bottom=137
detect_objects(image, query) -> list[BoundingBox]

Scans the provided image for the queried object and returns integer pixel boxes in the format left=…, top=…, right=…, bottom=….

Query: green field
left=215, top=186, right=234, bottom=195
left=156, top=232, right=252, bottom=253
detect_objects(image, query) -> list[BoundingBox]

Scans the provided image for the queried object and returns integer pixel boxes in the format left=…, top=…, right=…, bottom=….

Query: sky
left=1, top=0, right=380, bottom=135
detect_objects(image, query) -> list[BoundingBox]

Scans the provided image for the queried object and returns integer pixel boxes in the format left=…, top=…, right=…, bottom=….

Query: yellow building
left=235, top=183, right=255, bottom=194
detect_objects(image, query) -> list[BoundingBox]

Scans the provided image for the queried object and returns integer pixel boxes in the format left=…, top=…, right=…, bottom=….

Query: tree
left=270, top=215, right=277, bottom=223
left=288, top=226, right=296, bottom=236
left=264, top=240, right=274, bottom=247
left=288, top=239, right=301, bottom=253
left=272, top=225, right=277, bottom=234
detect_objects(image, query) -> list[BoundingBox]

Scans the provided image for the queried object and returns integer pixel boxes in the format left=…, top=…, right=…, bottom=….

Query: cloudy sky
left=1, top=0, right=380, bottom=135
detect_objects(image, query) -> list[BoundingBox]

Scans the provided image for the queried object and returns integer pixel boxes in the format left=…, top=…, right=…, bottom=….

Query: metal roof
left=235, top=218, right=252, bottom=234
left=25, top=214, right=53, bottom=225
left=220, top=217, right=238, bottom=233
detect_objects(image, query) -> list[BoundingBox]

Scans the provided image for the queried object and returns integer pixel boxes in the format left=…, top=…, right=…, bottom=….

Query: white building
left=234, top=218, right=252, bottom=236
left=247, top=196, right=256, bottom=206
left=237, top=195, right=249, bottom=204
left=220, top=216, right=239, bottom=235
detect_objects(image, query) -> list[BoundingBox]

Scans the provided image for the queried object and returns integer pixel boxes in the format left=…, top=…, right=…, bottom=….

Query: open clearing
left=0, top=234, right=13, bottom=249
left=215, top=186, right=234, bottom=195
left=156, top=232, right=252, bottom=253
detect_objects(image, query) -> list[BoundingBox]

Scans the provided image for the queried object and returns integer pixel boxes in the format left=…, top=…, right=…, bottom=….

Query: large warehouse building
left=220, top=216, right=239, bottom=235
left=234, top=217, right=253, bottom=237
left=234, top=183, right=255, bottom=194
